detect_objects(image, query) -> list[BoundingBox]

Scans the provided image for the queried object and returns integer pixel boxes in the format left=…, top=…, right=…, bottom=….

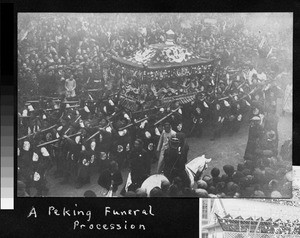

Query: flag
left=18, top=29, right=29, bottom=42
left=259, top=37, right=266, bottom=49
left=106, top=185, right=113, bottom=197
left=125, top=172, right=132, bottom=192
left=266, top=47, right=273, bottom=58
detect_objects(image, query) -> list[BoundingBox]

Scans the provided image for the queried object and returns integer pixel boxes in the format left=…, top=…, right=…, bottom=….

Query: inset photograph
left=200, top=167, right=300, bottom=238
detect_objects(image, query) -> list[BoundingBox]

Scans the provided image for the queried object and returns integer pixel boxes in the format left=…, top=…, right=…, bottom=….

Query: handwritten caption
left=27, top=204, right=155, bottom=231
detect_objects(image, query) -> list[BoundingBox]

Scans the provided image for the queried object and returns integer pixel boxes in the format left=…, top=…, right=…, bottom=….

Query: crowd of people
left=217, top=215, right=300, bottom=235
left=16, top=88, right=292, bottom=197
left=18, top=13, right=291, bottom=99
left=17, top=13, right=292, bottom=197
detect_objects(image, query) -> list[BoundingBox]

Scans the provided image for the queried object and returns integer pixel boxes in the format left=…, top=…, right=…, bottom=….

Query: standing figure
left=18, top=140, right=34, bottom=195
left=211, top=103, right=224, bottom=141
left=244, top=116, right=264, bottom=161
left=190, top=93, right=208, bottom=138
left=76, top=140, right=94, bottom=189
left=156, top=122, right=176, bottom=173
left=98, top=160, right=123, bottom=196
left=128, top=139, right=151, bottom=191
left=29, top=146, right=51, bottom=197
left=163, top=137, right=188, bottom=187
left=65, top=75, right=76, bottom=98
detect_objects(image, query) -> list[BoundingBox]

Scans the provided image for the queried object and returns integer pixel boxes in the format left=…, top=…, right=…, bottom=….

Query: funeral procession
left=17, top=13, right=292, bottom=197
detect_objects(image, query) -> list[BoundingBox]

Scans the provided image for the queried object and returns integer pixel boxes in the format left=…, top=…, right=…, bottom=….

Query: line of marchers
left=105, top=205, right=155, bottom=216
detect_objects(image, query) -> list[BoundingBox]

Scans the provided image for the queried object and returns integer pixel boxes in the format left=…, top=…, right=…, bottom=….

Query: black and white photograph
left=200, top=166, right=300, bottom=238
left=17, top=13, right=293, bottom=197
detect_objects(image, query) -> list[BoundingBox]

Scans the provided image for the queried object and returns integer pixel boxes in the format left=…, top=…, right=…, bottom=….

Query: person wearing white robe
left=65, top=75, right=76, bottom=98
left=156, top=122, right=176, bottom=173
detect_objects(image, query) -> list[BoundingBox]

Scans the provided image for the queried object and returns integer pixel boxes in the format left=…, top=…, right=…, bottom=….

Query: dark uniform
left=76, top=146, right=94, bottom=188
left=211, top=102, right=225, bottom=140
left=182, top=102, right=193, bottom=134
left=163, top=138, right=188, bottom=185
left=31, top=147, right=51, bottom=196
left=69, top=135, right=83, bottom=180
left=169, top=107, right=183, bottom=133
left=137, top=121, right=157, bottom=164
left=98, top=161, right=123, bottom=193
left=53, top=123, right=69, bottom=178
left=227, top=98, right=244, bottom=136
left=128, top=145, right=151, bottom=192
left=110, top=119, right=131, bottom=169
left=244, top=117, right=264, bottom=161
left=254, top=130, right=278, bottom=161
left=95, top=130, right=113, bottom=172
left=44, top=130, right=57, bottom=169
left=264, top=84, right=282, bottom=113
left=18, top=141, right=34, bottom=195
left=190, top=98, right=207, bottom=137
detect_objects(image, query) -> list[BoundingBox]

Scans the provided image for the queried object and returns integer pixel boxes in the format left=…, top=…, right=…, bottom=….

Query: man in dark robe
left=98, top=160, right=123, bottom=195
left=244, top=116, right=264, bottom=161
left=163, top=137, right=188, bottom=187
left=128, top=139, right=151, bottom=191
left=76, top=140, right=95, bottom=189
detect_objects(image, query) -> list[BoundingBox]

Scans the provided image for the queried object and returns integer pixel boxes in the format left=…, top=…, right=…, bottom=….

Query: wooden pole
left=36, top=132, right=81, bottom=147
left=154, top=107, right=180, bottom=126
left=118, top=116, right=148, bottom=131
left=17, top=124, right=57, bottom=141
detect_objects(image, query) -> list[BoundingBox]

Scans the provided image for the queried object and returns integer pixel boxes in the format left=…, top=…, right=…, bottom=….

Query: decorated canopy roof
left=111, top=31, right=213, bottom=70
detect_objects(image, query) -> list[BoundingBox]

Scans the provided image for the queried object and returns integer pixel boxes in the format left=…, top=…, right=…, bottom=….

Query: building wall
left=207, top=227, right=223, bottom=238
left=202, top=199, right=214, bottom=224
left=201, top=199, right=215, bottom=238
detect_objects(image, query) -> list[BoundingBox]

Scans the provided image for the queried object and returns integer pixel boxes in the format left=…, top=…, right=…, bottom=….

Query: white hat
left=124, top=113, right=130, bottom=120
left=145, top=131, right=151, bottom=138
left=109, top=99, right=114, bottom=106
left=22, top=109, right=28, bottom=116
left=84, top=106, right=90, bottom=113
left=166, top=29, right=175, bottom=35
left=250, top=116, right=260, bottom=121
left=40, top=147, right=50, bottom=156
left=32, top=152, right=39, bottom=162
left=28, top=105, right=34, bottom=112
left=224, top=100, right=230, bottom=107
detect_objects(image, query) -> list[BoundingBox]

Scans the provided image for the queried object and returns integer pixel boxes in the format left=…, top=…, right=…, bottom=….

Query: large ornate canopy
left=110, top=30, right=216, bottom=110
left=112, top=41, right=213, bottom=70
left=111, top=30, right=215, bottom=81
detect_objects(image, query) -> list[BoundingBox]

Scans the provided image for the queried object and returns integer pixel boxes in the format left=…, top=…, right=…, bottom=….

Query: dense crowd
left=218, top=216, right=300, bottom=235
left=17, top=13, right=292, bottom=197
left=16, top=90, right=292, bottom=197
left=18, top=13, right=292, bottom=99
